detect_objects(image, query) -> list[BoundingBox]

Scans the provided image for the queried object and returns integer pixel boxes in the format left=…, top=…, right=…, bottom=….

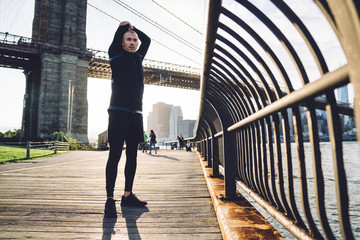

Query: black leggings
left=105, top=140, right=138, bottom=197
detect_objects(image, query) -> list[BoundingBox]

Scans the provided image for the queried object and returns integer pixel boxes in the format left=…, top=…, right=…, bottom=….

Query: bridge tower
left=24, top=0, right=90, bottom=142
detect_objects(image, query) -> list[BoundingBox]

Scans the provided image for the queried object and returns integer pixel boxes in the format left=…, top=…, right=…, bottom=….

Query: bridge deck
left=0, top=150, right=282, bottom=239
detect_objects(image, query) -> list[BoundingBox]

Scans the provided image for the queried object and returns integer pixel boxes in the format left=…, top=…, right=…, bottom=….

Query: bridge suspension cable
left=112, top=0, right=202, bottom=54
left=87, top=2, right=201, bottom=66
left=150, top=0, right=203, bottom=35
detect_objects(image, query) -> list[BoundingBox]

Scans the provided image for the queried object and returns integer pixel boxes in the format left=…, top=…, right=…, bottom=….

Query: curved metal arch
left=211, top=57, right=253, bottom=115
left=211, top=72, right=253, bottom=186
left=198, top=116, right=216, bottom=167
left=209, top=65, right=247, bottom=120
left=265, top=2, right=346, bottom=237
left=195, top=0, right=359, bottom=238
left=210, top=64, right=249, bottom=120
left=197, top=127, right=207, bottom=157
left=211, top=47, right=279, bottom=202
left=202, top=89, right=263, bottom=187
left=208, top=75, right=273, bottom=199
left=216, top=25, right=283, bottom=99
left=198, top=121, right=211, bottom=163
left=205, top=88, right=235, bottom=130
left=221, top=1, right=313, bottom=225
left=270, top=1, right=329, bottom=75
left=314, top=0, right=337, bottom=33
left=211, top=55, right=275, bottom=194
left=212, top=51, right=261, bottom=112
left=214, top=44, right=268, bottom=107
left=215, top=39, right=276, bottom=104
left=212, top=54, right=269, bottom=190
left=209, top=66, right=250, bottom=122
left=234, top=0, right=311, bottom=85
left=202, top=100, right=224, bottom=135
left=207, top=84, right=239, bottom=126
left=312, top=2, right=360, bottom=238
left=220, top=7, right=295, bottom=93
left=229, top=2, right=329, bottom=236
left=212, top=50, right=286, bottom=211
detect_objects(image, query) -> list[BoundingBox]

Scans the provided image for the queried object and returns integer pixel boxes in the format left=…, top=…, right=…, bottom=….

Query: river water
left=237, top=141, right=360, bottom=239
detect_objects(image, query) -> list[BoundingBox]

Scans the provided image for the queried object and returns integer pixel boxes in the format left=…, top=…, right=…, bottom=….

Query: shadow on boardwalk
left=0, top=150, right=222, bottom=239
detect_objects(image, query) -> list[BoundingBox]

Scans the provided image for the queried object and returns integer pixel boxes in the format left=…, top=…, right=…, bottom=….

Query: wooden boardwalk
left=0, top=150, right=222, bottom=239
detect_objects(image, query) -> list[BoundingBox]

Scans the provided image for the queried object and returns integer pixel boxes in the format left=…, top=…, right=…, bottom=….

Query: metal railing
left=193, top=1, right=360, bottom=239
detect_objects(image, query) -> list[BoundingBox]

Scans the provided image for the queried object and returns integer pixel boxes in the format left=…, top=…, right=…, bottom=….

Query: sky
left=0, top=0, right=353, bottom=143
left=0, top=0, right=205, bottom=142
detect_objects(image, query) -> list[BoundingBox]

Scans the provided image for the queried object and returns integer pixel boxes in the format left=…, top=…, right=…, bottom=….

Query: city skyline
left=147, top=102, right=196, bottom=140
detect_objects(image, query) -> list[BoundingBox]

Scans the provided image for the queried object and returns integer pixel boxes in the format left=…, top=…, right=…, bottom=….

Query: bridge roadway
left=0, top=150, right=282, bottom=239
left=0, top=32, right=201, bottom=90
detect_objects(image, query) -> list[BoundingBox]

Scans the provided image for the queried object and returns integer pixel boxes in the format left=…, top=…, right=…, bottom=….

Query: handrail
left=193, top=0, right=359, bottom=239
left=228, top=65, right=349, bottom=132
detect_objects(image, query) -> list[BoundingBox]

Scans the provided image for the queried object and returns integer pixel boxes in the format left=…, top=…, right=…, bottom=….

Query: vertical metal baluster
left=282, top=110, right=306, bottom=228
left=273, top=113, right=293, bottom=217
left=326, top=93, right=354, bottom=239
left=255, top=120, right=267, bottom=199
left=307, top=103, right=331, bottom=239
left=293, top=107, right=320, bottom=237
left=261, top=118, right=276, bottom=205
left=251, top=123, right=261, bottom=194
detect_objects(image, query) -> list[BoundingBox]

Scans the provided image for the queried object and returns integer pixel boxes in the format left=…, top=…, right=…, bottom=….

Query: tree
left=1, top=129, right=20, bottom=138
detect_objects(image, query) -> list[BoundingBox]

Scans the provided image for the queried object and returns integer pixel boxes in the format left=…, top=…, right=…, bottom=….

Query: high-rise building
left=178, top=119, right=196, bottom=138
left=169, top=106, right=183, bottom=138
left=147, top=102, right=173, bottom=139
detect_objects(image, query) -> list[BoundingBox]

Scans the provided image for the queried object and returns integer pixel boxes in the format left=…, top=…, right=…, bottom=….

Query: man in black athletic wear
left=104, top=21, right=151, bottom=218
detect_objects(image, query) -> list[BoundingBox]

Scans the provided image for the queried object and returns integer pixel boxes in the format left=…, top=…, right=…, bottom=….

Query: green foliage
left=68, top=139, right=90, bottom=150
left=52, top=131, right=68, bottom=142
left=51, top=131, right=93, bottom=150
left=0, top=129, right=21, bottom=138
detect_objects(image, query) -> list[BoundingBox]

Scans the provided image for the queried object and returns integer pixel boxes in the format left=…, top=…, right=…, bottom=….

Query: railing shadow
left=148, top=154, right=179, bottom=161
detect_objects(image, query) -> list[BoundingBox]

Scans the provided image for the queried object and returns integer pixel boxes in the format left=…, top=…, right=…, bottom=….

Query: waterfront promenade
left=0, top=150, right=281, bottom=239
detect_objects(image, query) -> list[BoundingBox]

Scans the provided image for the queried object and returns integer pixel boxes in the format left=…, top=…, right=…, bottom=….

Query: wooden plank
left=0, top=150, right=222, bottom=239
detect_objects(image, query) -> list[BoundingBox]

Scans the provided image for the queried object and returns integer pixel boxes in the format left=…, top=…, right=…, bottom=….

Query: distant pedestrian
left=177, top=135, right=180, bottom=150
left=142, top=131, right=148, bottom=153
left=179, top=135, right=184, bottom=150
left=104, top=20, right=151, bottom=218
left=149, top=129, right=157, bottom=154
left=186, top=141, right=191, bottom=152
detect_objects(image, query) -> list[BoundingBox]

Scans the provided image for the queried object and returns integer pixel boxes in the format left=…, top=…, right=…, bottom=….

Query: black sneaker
left=121, top=193, right=147, bottom=207
left=104, top=198, right=117, bottom=218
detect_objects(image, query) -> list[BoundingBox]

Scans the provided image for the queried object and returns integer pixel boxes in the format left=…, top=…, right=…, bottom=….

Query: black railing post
left=223, top=130, right=237, bottom=198
left=206, top=137, right=212, bottom=168
left=204, top=138, right=208, bottom=161
left=211, top=136, right=220, bottom=177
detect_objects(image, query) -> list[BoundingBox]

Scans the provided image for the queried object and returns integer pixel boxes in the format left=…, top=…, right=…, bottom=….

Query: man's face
left=122, top=32, right=139, bottom=53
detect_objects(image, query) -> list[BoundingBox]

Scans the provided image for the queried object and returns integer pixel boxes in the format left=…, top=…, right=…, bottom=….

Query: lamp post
left=67, top=80, right=74, bottom=135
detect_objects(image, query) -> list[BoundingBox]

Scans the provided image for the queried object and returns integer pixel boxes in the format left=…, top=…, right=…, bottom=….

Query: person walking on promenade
left=149, top=129, right=157, bottom=154
left=104, top=20, right=151, bottom=218
left=142, top=131, right=148, bottom=153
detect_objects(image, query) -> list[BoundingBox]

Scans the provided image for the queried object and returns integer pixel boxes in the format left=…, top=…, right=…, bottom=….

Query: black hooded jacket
left=108, top=25, right=151, bottom=113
